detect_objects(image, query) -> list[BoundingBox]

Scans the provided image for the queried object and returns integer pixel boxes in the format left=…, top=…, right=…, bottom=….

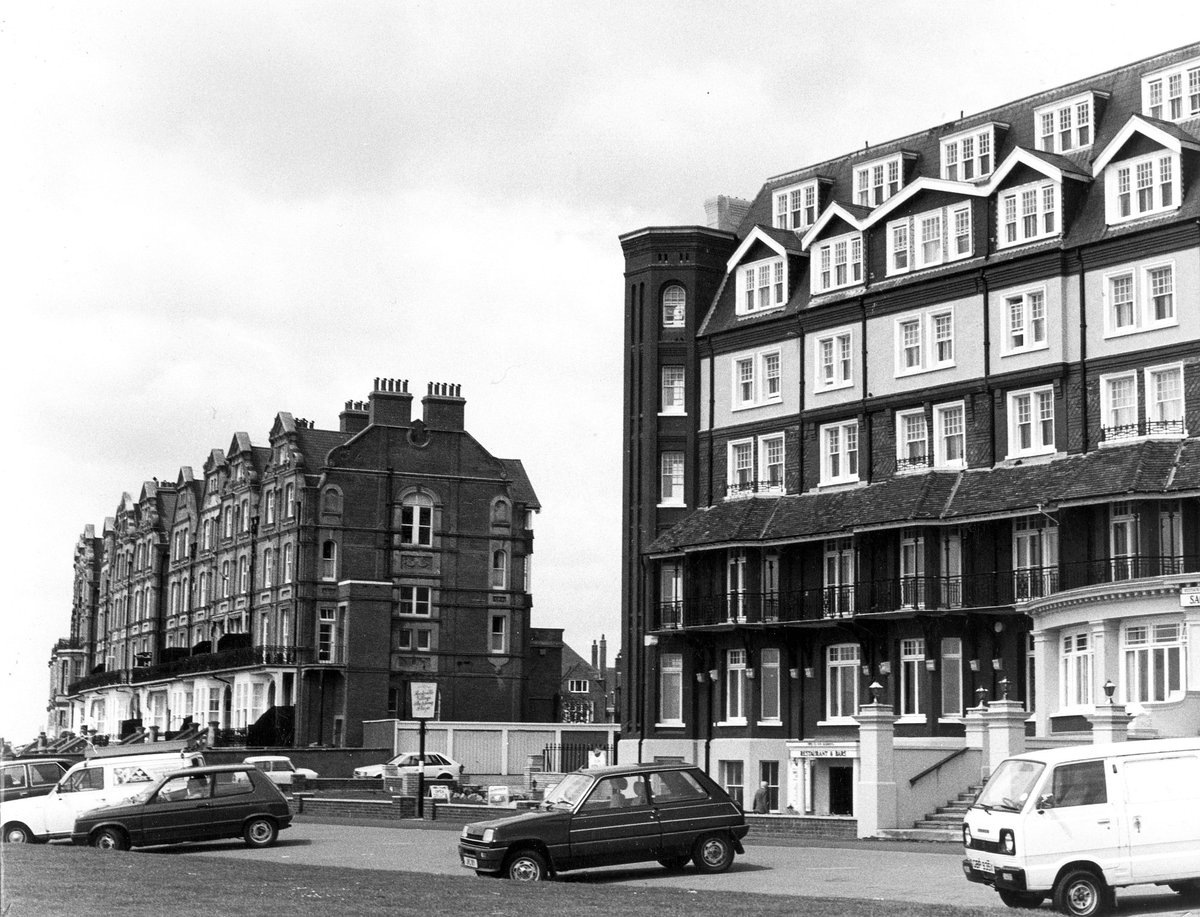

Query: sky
left=0, top=1, right=1190, bottom=743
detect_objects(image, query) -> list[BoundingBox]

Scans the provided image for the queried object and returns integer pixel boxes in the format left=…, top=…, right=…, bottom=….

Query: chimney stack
left=368, top=378, right=413, bottom=427
left=421, top=381, right=465, bottom=431
left=599, top=634, right=607, bottom=674
left=339, top=399, right=370, bottom=434
left=704, top=194, right=752, bottom=232
left=591, top=640, right=598, bottom=669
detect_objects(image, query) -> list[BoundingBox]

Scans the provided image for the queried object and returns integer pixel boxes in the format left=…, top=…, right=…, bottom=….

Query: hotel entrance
left=786, top=741, right=858, bottom=817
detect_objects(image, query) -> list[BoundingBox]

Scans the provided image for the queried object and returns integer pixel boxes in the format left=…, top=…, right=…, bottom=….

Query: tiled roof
left=649, top=440, right=1198, bottom=553
left=499, top=458, right=540, bottom=509
left=294, top=427, right=349, bottom=470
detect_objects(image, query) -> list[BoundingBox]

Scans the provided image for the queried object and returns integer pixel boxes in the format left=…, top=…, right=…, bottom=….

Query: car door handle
left=1097, top=819, right=1110, bottom=826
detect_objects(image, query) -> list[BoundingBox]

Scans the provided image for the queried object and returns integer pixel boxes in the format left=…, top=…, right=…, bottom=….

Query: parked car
left=72, top=764, right=292, bottom=851
left=2, top=747, right=206, bottom=843
left=243, top=755, right=318, bottom=787
left=1, top=757, right=78, bottom=803
left=458, top=762, right=748, bottom=881
left=353, top=752, right=463, bottom=780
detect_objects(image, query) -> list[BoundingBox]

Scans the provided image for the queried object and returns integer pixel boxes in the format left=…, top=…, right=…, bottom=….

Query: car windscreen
left=976, top=759, right=1045, bottom=812
left=541, top=773, right=593, bottom=809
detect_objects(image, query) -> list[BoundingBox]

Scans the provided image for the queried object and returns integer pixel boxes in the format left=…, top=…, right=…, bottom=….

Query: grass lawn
left=1, top=843, right=1008, bottom=917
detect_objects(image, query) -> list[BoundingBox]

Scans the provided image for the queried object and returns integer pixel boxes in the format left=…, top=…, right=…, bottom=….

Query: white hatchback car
left=243, top=755, right=318, bottom=787
left=353, top=752, right=463, bottom=780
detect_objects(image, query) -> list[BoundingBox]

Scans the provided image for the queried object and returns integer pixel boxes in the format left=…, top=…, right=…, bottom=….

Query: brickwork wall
left=296, top=795, right=417, bottom=819
left=743, top=814, right=858, bottom=839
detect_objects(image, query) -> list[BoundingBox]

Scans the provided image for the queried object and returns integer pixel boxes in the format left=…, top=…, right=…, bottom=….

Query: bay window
left=1123, top=623, right=1184, bottom=703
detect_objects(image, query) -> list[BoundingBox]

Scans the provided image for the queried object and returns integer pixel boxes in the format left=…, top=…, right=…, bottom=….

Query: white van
left=1, top=746, right=205, bottom=843
left=962, top=737, right=1200, bottom=916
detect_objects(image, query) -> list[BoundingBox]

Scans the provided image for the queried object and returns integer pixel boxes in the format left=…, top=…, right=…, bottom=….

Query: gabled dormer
left=225, top=431, right=257, bottom=484
left=1141, top=55, right=1200, bottom=123
left=989, top=147, right=1087, bottom=250
left=939, top=122, right=1007, bottom=181
left=852, top=151, right=918, bottom=207
left=1033, top=92, right=1108, bottom=155
left=1092, top=114, right=1199, bottom=226
left=772, top=176, right=834, bottom=233
left=726, top=225, right=802, bottom=317
left=800, top=203, right=869, bottom=296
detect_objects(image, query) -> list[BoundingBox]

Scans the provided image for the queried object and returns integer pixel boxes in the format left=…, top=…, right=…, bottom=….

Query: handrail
left=909, top=746, right=968, bottom=787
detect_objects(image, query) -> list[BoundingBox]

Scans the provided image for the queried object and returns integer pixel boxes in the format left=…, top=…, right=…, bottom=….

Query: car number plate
left=971, top=857, right=994, bottom=875
left=463, top=856, right=478, bottom=868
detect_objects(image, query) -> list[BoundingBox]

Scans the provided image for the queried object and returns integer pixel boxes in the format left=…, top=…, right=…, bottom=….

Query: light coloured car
left=353, top=752, right=463, bottom=780
left=243, top=755, right=318, bottom=787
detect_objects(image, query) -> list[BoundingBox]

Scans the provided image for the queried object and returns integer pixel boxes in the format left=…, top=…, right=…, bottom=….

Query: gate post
left=854, top=701, right=898, bottom=838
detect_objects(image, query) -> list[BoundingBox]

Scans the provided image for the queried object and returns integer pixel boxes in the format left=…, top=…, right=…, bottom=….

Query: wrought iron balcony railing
left=1101, top=419, right=1185, bottom=442
left=67, top=644, right=318, bottom=695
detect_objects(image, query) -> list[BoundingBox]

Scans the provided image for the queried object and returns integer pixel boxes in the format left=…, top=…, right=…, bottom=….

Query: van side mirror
left=1037, top=793, right=1055, bottom=810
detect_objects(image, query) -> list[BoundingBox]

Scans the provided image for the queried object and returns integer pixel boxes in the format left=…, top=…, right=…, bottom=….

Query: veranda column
left=1088, top=702, right=1129, bottom=745
left=854, top=701, right=898, bottom=838
left=985, top=698, right=1027, bottom=775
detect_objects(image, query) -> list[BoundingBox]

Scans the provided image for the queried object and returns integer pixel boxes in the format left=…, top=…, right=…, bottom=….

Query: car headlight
left=1001, top=829, right=1016, bottom=856
left=482, top=828, right=495, bottom=844
left=962, top=823, right=972, bottom=847
left=460, top=825, right=470, bottom=839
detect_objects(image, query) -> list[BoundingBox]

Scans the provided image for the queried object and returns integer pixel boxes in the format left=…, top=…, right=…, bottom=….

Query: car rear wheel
left=437, top=773, right=453, bottom=780
left=1054, top=869, right=1111, bottom=917
left=657, top=855, right=691, bottom=871
left=692, top=833, right=735, bottom=874
left=243, top=817, right=278, bottom=848
left=3, top=823, right=41, bottom=844
left=90, top=828, right=129, bottom=851
left=998, top=890, right=1044, bottom=908
left=505, top=849, right=548, bottom=882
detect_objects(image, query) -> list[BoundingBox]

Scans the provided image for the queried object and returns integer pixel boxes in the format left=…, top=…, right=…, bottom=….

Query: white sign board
left=410, top=682, right=438, bottom=719
left=1181, top=587, right=1200, bottom=608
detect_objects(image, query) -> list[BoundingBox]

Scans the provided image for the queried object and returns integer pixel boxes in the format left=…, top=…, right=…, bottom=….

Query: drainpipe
left=1077, top=250, right=1089, bottom=452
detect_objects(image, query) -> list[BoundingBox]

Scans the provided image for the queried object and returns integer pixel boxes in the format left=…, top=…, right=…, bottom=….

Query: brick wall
left=296, top=795, right=417, bottom=819
left=743, top=814, right=857, bottom=839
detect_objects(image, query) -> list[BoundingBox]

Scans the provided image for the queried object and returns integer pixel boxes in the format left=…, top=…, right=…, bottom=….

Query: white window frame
left=759, top=648, right=781, bottom=724
left=736, top=256, right=787, bottom=316
left=1060, top=630, right=1093, bottom=709
left=1123, top=621, right=1186, bottom=704
left=1034, top=93, right=1096, bottom=154
left=894, top=309, right=955, bottom=376
left=731, top=347, right=783, bottom=410
left=758, top=434, right=785, bottom=494
left=568, top=679, right=589, bottom=694
left=940, top=126, right=996, bottom=181
left=659, top=451, right=685, bottom=507
left=820, top=420, right=860, bottom=486
left=1003, top=287, right=1048, bottom=355
left=1100, top=371, right=1139, bottom=442
left=814, top=330, right=853, bottom=392
left=774, top=179, right=819, bottom=231
left=886, top=203, right=973, bottom=276
left=724, top=648, right=747, bottom=725
left=825, top=643, right=861, bottom=722
left=1007, top=386, right=1056, bottom=459
left=998, top=180, right=1060, bottom=249
left=1145, top=363, right=1185, bottom=436
left=933, top=401, right=967, bottom=469
left=854, top=153, right=904, bottom=206
left=899, top=638, right=925, bottom=719
left=398, top=585, right=432, bottom=617
left=658, top=653, right=684, bottom=725
left=1142, top=57, right=1200, bottom=121
left=896, top=408, right=930, bottom=472
left=489, top=613, right=509, bottom=654
left=811, top=231, right=864, bottom=295
left=941, top=637, right=963, bottom=718
left=1103, top=261, right=1178, bottom=337
left=726, top=439, right=754, bottom=497
left=400, top=494, right=434, bottom=546
left=662, top=285, right=686, bottom=327
left=660, top=365, right=685, bottom=415
left=1105, top=152, right=1179, bottom=225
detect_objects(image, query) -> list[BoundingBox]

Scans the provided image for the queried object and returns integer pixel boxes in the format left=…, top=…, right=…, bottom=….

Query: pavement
left=144, top=814, right=1200, bottom=915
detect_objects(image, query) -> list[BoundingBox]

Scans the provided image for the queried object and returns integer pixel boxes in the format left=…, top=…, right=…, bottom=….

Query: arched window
left=283, top=543, right=294, bottom=583
left=238, top=555, right=249, bottom=592
left=662, top=285, right=686, bottom=327
left=263, top=548, right=275, bottom=588
left=134, top=544, right=144, bottom=570
left=491, top=550, right=508, bottom=590
left=401, top=493, right=434, bottom=546
left=221, top=560, right=231, bottom=597
left=181, top=575, right=190, bottom=610
left=240, top=498, right=250, bottom=532
left=321, top=541, right=337, bottom=581
left=170, top=582, right=179, bottom=614
left=223, top=506, right=233, bottom=538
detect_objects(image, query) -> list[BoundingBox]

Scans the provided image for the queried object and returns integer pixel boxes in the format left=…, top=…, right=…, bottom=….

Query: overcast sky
left=0, top=1, right=1187, bottom=742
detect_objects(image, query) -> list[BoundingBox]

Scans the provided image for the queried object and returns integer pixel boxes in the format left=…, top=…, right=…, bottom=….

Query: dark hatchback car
left=459, top=763, right=748, bottom=881
left=71, top=764, right=292, bottom=851
left=1, top=757, right=78, bottom=803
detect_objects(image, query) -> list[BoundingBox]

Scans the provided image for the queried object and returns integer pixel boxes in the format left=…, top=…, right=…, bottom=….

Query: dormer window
left=855, top=154, right=903, bottom=206
left=886, top=202, right=972, bottom=275
left=774, top=180, right=820, bottom=231
left=811, top=232, right=863, bottom=295
left=1142, top=57, right=1200, bottom=121
left=940, top=126, right=996, bottom=181
left=997, top=180, right=1059, bottom=249
left=1105, top=151, right=1179, bottom=224
left=1034, top=94, right=1097, bottom=153
left=736, top=256, right=786, bottom=315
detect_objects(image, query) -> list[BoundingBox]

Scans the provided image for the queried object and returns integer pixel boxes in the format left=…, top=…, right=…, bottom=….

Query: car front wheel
left=243, top=817, right=279, bottom=848
left=506, top=849, right=549, bottom=882
left=3, top=823, right=40, bottom=844
left=1054, top=869, right=1111, bottom=917
left=90, top=827, right=129, bottom=851
left=693, top=833, right=735, bottom=873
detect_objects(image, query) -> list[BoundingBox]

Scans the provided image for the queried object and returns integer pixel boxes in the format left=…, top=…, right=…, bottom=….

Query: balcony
left=726, top=478, right=786, bottom=499
left=67, top=644, right=315, bottom=695
left=650, top=555, right=1190, bottom=630
left=1101, top=419, right=1185, bottom=442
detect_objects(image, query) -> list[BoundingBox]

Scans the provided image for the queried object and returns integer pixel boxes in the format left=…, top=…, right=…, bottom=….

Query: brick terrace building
left=620, top=44, right=1200, bottom=816
left=51, top=379, right=546, bottom=747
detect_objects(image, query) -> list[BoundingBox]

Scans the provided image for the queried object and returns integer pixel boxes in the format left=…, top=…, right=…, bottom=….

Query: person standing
left=752, top=780, right=770, bottom=813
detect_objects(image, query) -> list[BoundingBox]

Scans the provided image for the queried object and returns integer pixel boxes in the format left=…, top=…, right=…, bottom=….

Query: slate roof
left=499, top=458, right=541, bottom=509
left=293, top=427, right=349, bottom=471
left=648, top=440, right=1198, bottom=554
left=701, top=42, right=1200, bottom=337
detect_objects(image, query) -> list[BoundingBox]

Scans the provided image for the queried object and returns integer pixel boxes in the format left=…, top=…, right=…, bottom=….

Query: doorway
left=829, top=765, right=854, bottom=815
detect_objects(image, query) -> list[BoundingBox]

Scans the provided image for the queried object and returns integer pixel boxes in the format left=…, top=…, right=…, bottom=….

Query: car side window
left=214, top=772, right=254, bottom=797
left=30, top=763, right=65, bottom=786
left=61, top=768, right=104, bottom=793
left=1051, top=761, right=1107, bottom=807
left=3, top=765, right=25, bottom=789
left=582, top=776, right=650, bottom=810
left=650, top=770, right=708, bottom=803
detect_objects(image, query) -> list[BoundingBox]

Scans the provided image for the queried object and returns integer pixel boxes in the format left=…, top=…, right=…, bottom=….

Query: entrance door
left=829, top=765, right=854, bottom=816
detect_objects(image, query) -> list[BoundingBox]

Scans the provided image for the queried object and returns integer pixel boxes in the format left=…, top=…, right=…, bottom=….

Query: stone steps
left=873, top=785, right=980, bottom=843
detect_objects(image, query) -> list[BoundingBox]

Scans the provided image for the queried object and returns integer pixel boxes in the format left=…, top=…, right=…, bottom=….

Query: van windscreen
left=976, top=759, right=1044, bottom=812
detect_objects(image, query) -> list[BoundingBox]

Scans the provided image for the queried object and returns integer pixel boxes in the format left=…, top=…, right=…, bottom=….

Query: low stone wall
left=429, top=803, right=515, bottom=823
left=295, top=795, right=417, bottom=819
left=294, top=776, right=457, bottom=796
left=744, top=814, right=857, bottom=839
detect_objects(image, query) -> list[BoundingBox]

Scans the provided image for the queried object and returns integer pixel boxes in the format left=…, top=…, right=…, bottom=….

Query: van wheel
left=1054, top=869, right=1111, bottom=917
left=505, top=849, right=548, bottom=882
left=243, top=817, right=278, bottom=848
left=693, top=834, right=735, bottom=873
left=90, top=828, right=129, bottom=851
left=3, top=823, right=42, bottom=844
left=998, top=890, right=1044, bottom=908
